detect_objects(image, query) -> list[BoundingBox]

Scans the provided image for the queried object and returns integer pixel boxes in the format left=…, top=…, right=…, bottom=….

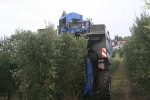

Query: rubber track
left=97, top=71, right=111, bottom=100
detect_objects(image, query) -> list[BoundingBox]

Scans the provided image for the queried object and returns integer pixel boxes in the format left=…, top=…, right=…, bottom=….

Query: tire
left=97, top=71, right=111, bottom=100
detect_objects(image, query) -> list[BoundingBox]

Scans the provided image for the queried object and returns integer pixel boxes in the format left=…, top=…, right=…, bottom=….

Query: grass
left=111, top=57, right=124, bottom=100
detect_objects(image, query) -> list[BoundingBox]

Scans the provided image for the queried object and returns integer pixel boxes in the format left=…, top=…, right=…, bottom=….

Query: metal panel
left=83, top=57, right=93, bottom=96
left=87, top=34, right=111, bottom=60
left=90, top=24, right=106, bottom=34
left=59, top=12, right=83, bottom=23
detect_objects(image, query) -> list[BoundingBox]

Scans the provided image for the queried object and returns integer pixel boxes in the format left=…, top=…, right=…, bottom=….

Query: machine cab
left=58, top=11, right=93, bottom=34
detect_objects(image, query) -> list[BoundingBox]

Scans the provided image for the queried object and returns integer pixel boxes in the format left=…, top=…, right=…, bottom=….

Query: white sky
left=0, top=0, right=149, bottom=39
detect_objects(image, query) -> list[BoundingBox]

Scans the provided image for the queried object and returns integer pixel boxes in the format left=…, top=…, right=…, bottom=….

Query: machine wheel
left=97, top=71, right=111, bottom=100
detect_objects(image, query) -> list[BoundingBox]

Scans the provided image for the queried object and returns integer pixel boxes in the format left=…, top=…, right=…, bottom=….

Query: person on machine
left=62, top=10, right=66, bottom=16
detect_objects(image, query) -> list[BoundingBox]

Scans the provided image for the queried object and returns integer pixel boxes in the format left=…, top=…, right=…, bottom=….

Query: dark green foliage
left=110, top=47, right=123, bottom=74
left=0, top=23, right=87, bottom=100
left=112, top=49, right=118, bottom=58
left=53, top=34, right=87, bottom=100
left=123, top=36, right=131, bottom=41
left=12, top=29, right=58, bottom=100
left=0, top=36, right=18, bottom=100
left=110, top=53, right=120, bottom=75
left=119, top=47, right=124, bottom=57
left=118, top=36, right=123, bottom=40
left=124, top=10, right=150, bottom=94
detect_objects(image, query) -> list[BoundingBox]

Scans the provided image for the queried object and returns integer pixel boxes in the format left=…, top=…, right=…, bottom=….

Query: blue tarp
left=59, top=12, right=83, bottom=23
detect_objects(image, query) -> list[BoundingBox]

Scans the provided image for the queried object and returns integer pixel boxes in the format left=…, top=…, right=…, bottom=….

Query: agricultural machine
left=57, top=11, right=112, bottom=100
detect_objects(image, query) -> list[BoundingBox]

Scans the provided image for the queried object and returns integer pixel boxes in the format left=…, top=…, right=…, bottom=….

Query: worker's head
left=62, top=10, right=66, bottom=14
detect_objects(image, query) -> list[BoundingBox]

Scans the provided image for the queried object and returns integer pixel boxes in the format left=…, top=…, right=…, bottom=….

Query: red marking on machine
left=102, top=48, right=106, bottom=58
left=101, top=66, right=105, bottom=70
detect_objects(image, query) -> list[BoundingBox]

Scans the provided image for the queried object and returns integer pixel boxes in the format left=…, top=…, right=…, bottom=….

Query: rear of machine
left=83, top=24, right=112, bottom=100
left=87, top=24, right=112, bottom=65
left=57, top=11, right=112, bottom=100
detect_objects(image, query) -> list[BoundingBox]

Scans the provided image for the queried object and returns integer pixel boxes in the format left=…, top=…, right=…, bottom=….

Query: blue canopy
left=59, top=12, right=83, bottom=23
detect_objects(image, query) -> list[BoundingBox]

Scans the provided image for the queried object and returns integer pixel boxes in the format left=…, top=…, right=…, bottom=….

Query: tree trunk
left=7, top=91, right=11, bottom=100
left=19, top=92, right=22, bottom=100
left=72, top=88, right=76, bottom=100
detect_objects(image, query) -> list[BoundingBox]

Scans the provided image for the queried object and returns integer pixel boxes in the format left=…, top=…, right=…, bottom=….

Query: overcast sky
left=0, top=0, right=149, bottom=39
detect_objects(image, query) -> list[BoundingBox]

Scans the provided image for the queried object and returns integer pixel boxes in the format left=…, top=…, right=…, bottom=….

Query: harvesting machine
left=57, top=11, right=113, bottom=100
